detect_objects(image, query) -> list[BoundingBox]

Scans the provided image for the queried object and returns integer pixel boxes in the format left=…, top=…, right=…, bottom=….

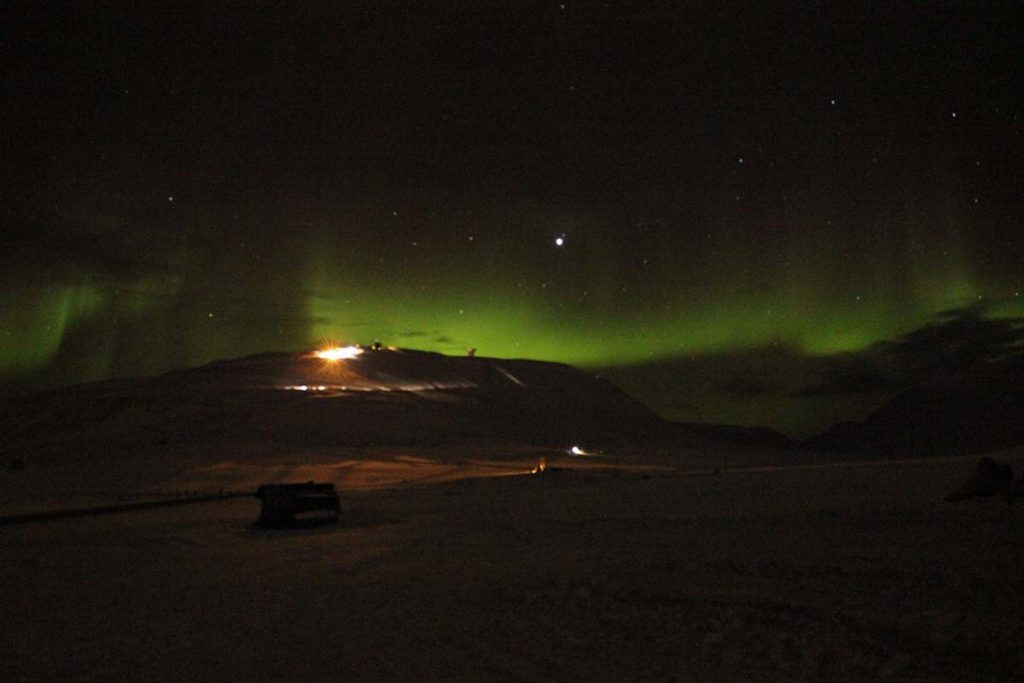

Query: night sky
left=2, top=2, right=1021, bottom=432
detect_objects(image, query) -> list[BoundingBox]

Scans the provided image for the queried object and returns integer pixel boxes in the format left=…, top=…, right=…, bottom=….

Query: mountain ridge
left=0, top=348, right=791, bottom=462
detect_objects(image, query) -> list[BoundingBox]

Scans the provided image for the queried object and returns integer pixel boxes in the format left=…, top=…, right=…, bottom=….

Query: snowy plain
left=3, top=443, right=1023, bottom=681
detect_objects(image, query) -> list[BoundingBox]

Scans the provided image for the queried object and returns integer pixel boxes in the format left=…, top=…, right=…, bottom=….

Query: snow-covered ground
left=3, top=445, right=1023, bottom=681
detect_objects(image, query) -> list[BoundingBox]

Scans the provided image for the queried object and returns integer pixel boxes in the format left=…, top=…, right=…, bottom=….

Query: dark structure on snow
left=256, top=482, right=340, bottom=527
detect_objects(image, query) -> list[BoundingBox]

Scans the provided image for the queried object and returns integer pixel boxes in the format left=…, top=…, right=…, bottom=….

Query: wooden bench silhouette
left=256, top=482, right=340, bottom=527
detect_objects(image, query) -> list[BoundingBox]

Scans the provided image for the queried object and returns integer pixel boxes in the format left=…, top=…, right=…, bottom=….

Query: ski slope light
left=316, top=345, right=364, bottom=361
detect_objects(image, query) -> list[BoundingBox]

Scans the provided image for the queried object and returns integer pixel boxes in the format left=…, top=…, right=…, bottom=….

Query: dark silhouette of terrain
left=802, top=307, right=1023, bottom=396
left=0, top=348, right=789, bottom=464
left=804, top=308, right=1024, bottom=457
left=806, top=354, right=1024, bottom=457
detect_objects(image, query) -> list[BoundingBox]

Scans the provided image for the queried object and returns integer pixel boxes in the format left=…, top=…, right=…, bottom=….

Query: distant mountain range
left=5, top=347, right=1019, bottom=464
left=0, top=349, right=790, bottom=463
left=804, top=354, right=1024, bottom=457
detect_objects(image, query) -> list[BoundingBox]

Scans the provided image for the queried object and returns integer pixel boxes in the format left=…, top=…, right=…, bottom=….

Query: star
left=554, top=235, right=565, bottom=247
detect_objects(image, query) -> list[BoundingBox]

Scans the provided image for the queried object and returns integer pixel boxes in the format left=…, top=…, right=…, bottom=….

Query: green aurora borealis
left=4, top=200, right=1019, bottom=382
left=2, top=2, right=1022, bottom=436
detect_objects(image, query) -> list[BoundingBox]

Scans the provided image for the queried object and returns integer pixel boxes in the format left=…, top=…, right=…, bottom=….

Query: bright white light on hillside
left=570, top=446, right=584, bottom=455
left=316, top=345, right=363, bottom=361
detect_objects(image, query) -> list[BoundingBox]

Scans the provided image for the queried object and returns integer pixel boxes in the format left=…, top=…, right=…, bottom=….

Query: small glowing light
left=316, top=345, right=363, bottom=361
left=531, top=458, right=547, bottom=474
left=555, top=235, right=565, bottom=247
left=570, top=446, right=584, bottom=455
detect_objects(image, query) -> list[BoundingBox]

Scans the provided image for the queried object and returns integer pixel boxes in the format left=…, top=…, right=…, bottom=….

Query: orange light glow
left=315, top=345, right=363, bottom=361
left=531, top=458, right=547, bottom=474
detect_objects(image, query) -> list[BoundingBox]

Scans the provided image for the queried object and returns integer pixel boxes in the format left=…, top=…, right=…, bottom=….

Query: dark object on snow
left=945, top=457, right=1013, bottom=503
left=256, top=482, right=340, bottom=527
